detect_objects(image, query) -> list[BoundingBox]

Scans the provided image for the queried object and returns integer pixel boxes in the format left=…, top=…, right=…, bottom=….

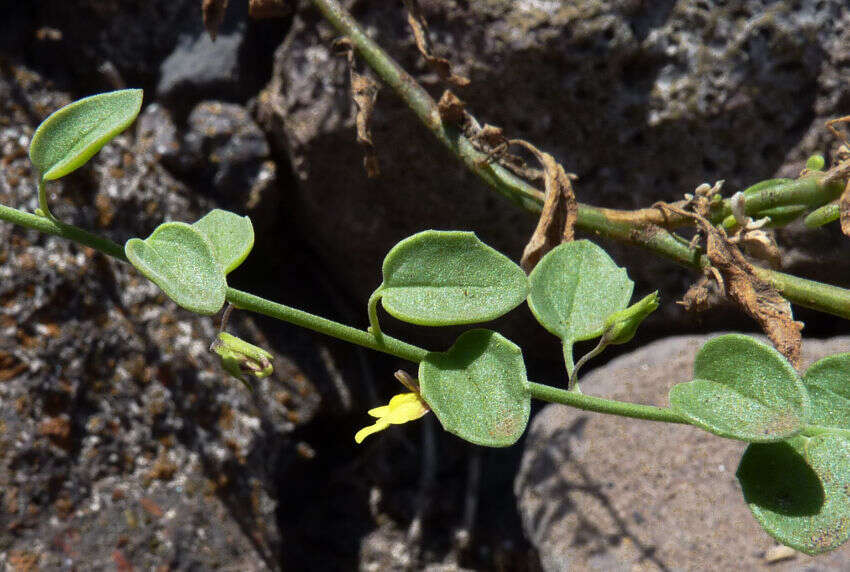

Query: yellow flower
left=354, top=392, right=429, bottom=443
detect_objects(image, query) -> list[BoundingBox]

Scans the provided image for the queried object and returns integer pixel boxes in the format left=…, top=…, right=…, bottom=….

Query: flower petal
left=384, top=393, right=429, bottom=424
left=367, top=405, right=391, bottom=418
left=354, top=419, right=390, bottom=443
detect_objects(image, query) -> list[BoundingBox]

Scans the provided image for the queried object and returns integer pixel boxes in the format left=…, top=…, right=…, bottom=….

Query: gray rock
left=0, top=63, right=321, bottom=570
left=515, top=334, right=850, bottom=571
left=32, top=0, right=199, bottom=88
left=158, top=29, right=246, bottom=104
left=142, top=100, right=280, bottom=232
left=258, top=0, right=850, bottom=334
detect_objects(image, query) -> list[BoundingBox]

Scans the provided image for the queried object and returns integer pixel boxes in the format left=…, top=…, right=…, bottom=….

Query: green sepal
left=601, top=291, right=659, bottom=345
left=418, top=329, right=531, bottom=447
left=212, top=332, right=274, bottom=388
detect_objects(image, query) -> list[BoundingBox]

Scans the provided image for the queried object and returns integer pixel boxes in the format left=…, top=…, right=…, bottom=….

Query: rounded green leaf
left=803, top=354, right=850, bottom=432
left=377, top=230, right=528, bottom=326
left=125, top=222, right=226, bottom=315
left=527, top=240, right=633, bottom=359
left=29, top=89, right=144, bottom=181
left=737, top=434, right=850, bottom=555
left=669, top=335, right=809, bottom=442
left=419, top=329, right=530, bottom=447
left=192, top=209, right=254, bottom=274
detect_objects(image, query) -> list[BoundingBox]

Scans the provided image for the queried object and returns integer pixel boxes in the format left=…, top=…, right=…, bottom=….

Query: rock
left=0, top=62, right=322, bottom=570
left=515, top=334, right=850, bottom=571
left=141, top=100, right=280, bottom=232
left=28, top=0, right=200, bottom=90
left=154, top=0, right=290, bottom=109
left=157, top=26, right=246, bottom=105
left=258, top=0, right=850, bottom=335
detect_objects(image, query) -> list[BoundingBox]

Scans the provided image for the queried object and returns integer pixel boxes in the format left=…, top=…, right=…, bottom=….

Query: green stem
left=308, top=0, right=850, bottom=321
left=0, top=202, right=429, bottom=363
left=367, top=286, right=384, bottom=338
left=226, top=287, right=428, bottom=363
left=569, top=338, right=608, bottom=389
left=309, top=0, right=544, bottom=214
left=0, top=202, right=127, bottom=260
left=528, top=382, right=689, bottom=425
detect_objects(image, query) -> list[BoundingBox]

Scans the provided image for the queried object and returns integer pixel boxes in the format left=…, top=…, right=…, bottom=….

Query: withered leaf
left=679, top=276, right=714, bottom=313
left=202, top=0, right=228, bottom=41
left=839, top=179, right=850, bottom=237
left=437, top=90, right=465, bottom=125
left=737, top=229, right=782, bottom=270
left=512, top=140, right=578, bottom=273
left=403, top=0, right=470, bottom=88
left=248, top=0, right=288, bottom=19
left=661, top=203, right=803, bottom=367
left=335, top=39, right=381, bottom=178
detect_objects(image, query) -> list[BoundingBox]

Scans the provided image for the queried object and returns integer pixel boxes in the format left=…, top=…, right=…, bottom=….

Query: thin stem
left=367, top=286, right=384, bottom=338
left=309, top=0, right=850, bottom=321
left=0, top=202, right=429, bottom=363
left=309, top=0, right=544, bottom=214
left=0, top=202, right=126, bottom=260
left=528, top=381, right=690, bottom=425
left=569, top=338, right=608, bottom=389
left=226, top=287, right=429, bottom=363
left=37, top=178, right=55, bottom=220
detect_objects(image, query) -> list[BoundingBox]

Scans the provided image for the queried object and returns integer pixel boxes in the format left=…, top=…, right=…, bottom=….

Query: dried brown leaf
left=202, top=0, right=228, bottom=41
left=511, top=139, right=578, bottom=272
left=249, top=0, right=288, bottom=19
left=437, top=90, right=465, bottom=125
left=679, top=276, right=714, bottom=313
left=839, top=179, right=850, bottom=237
left=335, top=39, right=381, bottom=178
left=737, top=229, right=782, bottom=269
left=403, top=0, right=470, bottom=88
left=660, top=203, right=803, bottom=367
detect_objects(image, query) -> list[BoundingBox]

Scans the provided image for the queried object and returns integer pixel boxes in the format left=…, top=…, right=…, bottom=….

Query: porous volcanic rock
left=0, top=63, right=321, bottom=571
left=258, top=0, right=850, bottom=335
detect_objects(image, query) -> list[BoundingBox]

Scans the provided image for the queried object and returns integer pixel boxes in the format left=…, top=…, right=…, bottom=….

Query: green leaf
left=737, top=434, right=850, bottom=555
left=742, top=178, right=792, bottom=196
left=526, top=240, right=633, bottom=368
left=377, top=230, right=528, bottom=326
left=192, top=209, right=254, bottom=274
left=669, top=335, right=809, bottom=442
left=29, top=89, right=144, bottom=181
left=419, top=329, right=530, bottom=447
left=125, top=222, right=226, bottom=315
left=803, top=354, right=850, bottom=432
